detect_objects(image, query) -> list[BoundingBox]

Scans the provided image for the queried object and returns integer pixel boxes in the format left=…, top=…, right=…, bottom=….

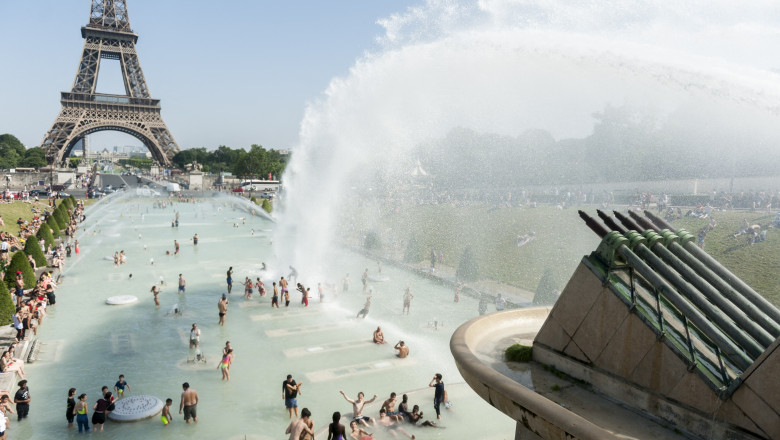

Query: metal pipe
left=629, top=242, right=764, bottom=359
left=578, top=211, right=754, bottom=369
left=643, top=210, right=780, bottom=327
left=595, top=210, right=627, bottom=234
left=612, top=211, right=644, bottom=232
left=627, top=210, right=660, bottom=232
left=614, top=211, right=776, bottom=341
left=663, top=241, right=779, bottom=338
left=644, top=237, right=774, bottom=347
left=643, top=210, right=674, bottom=230
left=578, top=210, right=609, bottom=237
left=615, top=244, right=753, bottom=370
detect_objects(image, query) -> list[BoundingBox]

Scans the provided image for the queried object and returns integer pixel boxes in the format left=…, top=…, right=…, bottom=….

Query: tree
left=262, top=199, right=272, bottom=213
left=0, top=277, right=14, bottom=325
left=20, top=147, right=48, bottom=169
left=24, top=236, right=47, bottom=268
left=4, top=251, right=36, bottom=292
left=364, top=232, right=381, bottom=251
left=47, top=214, right=63, bottom=236
left=404, top=235, right=424, bottom=264
left=0, top=134, right=24, bottom=155
left=54, top=205, right=68, bottom=230
left=0, top=134, right=25, bottom=170
left=533, top=268, right=559, bottom=306
left=37, top=222, right=56, bottom=248
left=456, top=246, right=479, bottom=282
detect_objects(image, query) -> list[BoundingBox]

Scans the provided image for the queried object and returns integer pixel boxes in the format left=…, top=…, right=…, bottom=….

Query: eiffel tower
left=40, top=0, right=180, bottom=166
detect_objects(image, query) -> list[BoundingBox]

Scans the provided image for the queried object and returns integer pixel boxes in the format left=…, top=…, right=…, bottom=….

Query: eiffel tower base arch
left=45, top=94, right=178, bottom=166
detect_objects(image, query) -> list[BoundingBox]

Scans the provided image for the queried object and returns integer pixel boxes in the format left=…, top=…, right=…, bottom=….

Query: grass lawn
left=363, top=204, right=780, bottom=307
left=0, top=198, right=93, bottom=236
left=673, top=211, right=780, bottom=306
left=0, top=200, right=52, bottom=235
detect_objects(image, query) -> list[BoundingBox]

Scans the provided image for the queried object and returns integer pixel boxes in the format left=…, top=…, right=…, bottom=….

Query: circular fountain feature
left=105, top=295, right=138, bottom=305
left=107, top=395, right=164, bottom=422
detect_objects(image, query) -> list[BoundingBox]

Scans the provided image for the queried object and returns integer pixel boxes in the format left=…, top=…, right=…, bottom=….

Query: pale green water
left=17, top=194, right=515, bottom=439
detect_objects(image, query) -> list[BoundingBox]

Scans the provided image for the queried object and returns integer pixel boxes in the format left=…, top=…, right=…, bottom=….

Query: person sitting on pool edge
left=394, top=341, right=409, bottom=358
left=373, top=327, right=386, bottom=344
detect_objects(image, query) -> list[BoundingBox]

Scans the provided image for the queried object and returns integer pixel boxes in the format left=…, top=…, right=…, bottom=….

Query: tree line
left=0, top=134, right=47, bottom=169
left=0, top=133, right=290, bottom=179
left=172, top=145, right=288, bottom=178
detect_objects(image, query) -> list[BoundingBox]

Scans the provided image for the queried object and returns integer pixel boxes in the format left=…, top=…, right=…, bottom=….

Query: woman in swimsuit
left=218, top=349, right=232, bottom=381
left=151, top=285, right=161, bottom=306
left=74, top=393, right=89, bottom=432
left=328, top=411, right=348, bottom=440
left=92, top=392, right=111, bottom=431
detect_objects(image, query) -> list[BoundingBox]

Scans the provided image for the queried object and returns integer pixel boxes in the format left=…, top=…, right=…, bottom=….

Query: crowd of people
left=0, top=194, right=85, bottom=438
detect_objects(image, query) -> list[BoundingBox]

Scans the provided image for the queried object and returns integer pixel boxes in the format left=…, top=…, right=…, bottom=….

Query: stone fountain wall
left=532, top=261, right=779, bottom=439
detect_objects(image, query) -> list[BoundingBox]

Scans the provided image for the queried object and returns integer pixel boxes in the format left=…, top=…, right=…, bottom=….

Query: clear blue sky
left=0, top=0, right=420, bottom=151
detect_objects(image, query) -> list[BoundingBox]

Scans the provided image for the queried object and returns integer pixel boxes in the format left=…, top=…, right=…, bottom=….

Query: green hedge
left=456, top=246, right=479, bottom=282
left=4, top=251, right=36, bottom=292
left=364, top=231, right=381, bottom=250
left=262, top=199, right=272, bottom=213
left=47, top=212, right=63, bottom=233
left=37, top=222, right=56, bottom=248
left=0, top=280, right=14, bottom=325
left=404, top=235, right=424, bottom=264
left=24, top=236, right=47, bottom=268
left=54, top=205, right=68, bottom=230
left=533, top=268, right=558, bottom=306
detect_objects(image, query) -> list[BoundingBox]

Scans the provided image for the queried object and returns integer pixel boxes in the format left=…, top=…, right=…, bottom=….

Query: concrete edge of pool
left=450, top=307, right=624, bottom=440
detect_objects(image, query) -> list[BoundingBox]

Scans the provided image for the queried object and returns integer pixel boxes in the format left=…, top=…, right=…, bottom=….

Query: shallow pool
left=18, top=194, right=515, bottom=439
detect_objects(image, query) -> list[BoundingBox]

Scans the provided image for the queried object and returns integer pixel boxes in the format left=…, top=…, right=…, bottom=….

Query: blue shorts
left=15, top=288, right=23, bottom=297
left=285, top=398, right=297, bottom=409
left=178, top=286, right=185, bottom=292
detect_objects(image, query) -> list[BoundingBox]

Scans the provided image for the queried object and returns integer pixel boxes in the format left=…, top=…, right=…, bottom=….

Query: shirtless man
left=179, top=382, right=198, bottom=423
left=402, top=287, right=413, bottom=315
left=339, top=390, right=377, bottom=426
left=226, top=267, right=233, bottom=294
left=373, top=327, right=386, bottom=344
left=381, top=393, right=402, bottom=421
left=178, top=274, right=186, bottom=294
left=378, top=408, right=415, bottom=439
left=280, top=276, right=289, bottom=301
left=361, top=269, right=368, bottom=293
left=357, top=295, right=371, bottom=319
left=218, top=294, right=229, bottom=326
left=394, top=341, right=409, bottom=359
left=271, top=282, right=280, bottom=308
left=174, top=240, right=180, bottom=255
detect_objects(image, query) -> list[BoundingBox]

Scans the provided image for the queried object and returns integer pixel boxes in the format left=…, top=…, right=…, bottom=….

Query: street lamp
left=46, top=150, right=56, bottom=195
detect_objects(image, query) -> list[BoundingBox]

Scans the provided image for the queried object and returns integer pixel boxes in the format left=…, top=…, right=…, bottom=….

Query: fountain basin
left=107, top=395, right=164, bottom=422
